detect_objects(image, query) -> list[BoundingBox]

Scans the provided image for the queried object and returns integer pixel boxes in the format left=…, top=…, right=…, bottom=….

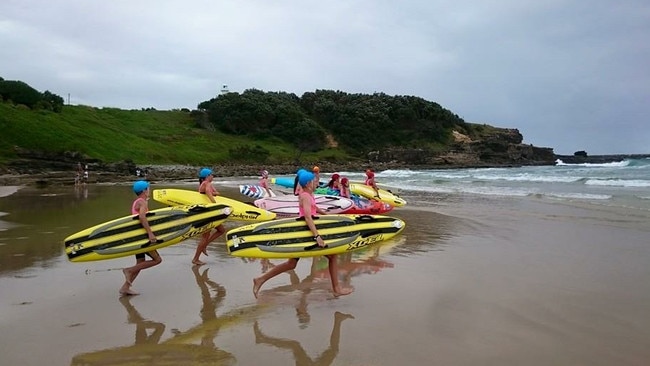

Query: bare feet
left=333, top=286, right=354, bottom=297
left=335, top=311, right=355, bottom=321
left=253, top=278, right=263, bottom=298
left=119, top=287, right=140, bottom=296
left=192, top=260, right=205, bottom=266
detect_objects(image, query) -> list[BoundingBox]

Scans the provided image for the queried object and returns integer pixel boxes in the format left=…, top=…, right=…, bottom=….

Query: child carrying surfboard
left=193, top=168, right=226, bottom=265
left=119, top=180, right=162, bottom=296
left=252, top=170, right=354, bottom=298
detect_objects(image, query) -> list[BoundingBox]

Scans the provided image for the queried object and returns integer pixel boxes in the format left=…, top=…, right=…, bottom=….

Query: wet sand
left=1, top=185, right=650, bottom=365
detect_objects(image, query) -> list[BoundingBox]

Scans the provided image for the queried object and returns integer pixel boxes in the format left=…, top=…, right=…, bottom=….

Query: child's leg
left=253, top=258, right=299, bottom=298
left=326, top=255, right=353, bottom=297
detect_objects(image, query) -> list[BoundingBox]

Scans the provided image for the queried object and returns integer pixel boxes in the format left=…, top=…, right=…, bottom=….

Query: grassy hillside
left=0, top=103, right=352, bottom=166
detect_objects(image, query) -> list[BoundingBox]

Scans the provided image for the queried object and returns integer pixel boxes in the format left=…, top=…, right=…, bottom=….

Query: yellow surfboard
left=152, top=188, right=276, bottom=222
left=64, top=203, right=231, bottom=262
left=349, top=183, right=407, bottom=207
left=226, top=214, right=406, bottom=259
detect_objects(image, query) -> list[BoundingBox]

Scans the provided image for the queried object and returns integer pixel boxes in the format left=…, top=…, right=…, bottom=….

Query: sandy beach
left=1, top=183, right=649, bottom=365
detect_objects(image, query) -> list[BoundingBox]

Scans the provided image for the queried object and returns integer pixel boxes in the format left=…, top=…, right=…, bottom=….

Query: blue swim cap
left=199, top=168, right=213, bottom=178
left=296, top=168, right=307, bottom=176
left=298, top=171, right=315, bottom=187
left=133, top=180, right=149, bottom=195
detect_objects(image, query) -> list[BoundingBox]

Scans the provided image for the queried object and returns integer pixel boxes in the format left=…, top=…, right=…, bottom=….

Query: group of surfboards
left=63, top=170, right=407, bottom=262
left=242, top=171, right=406, bottom=218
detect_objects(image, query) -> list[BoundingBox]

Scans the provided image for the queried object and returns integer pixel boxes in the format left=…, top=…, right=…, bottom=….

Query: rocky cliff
left=368, top=128, right=556, bottom=167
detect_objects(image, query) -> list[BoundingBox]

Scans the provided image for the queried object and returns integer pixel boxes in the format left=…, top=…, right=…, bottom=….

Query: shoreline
left=0, top=161, right=551, bottom=187
left=3, top=151, right=647, bottom=187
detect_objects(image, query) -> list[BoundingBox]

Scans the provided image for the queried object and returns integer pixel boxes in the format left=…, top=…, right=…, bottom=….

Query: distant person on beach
left=253, top=170, right=354, bottom=298
left=259, top=169, right=273, bottom=196
left=339, top=177, right=351, bottom=198
left=83, top=165, right=89, bottom=185
left=75, top=162, right=83, bottom=185
left=193, top=168, right=226, bottom=265
left=365, top=169, right=379, bottom=198
left=120, top=180, right=162, bottom=296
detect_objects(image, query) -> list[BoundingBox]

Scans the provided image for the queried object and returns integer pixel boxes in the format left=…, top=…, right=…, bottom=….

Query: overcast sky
left=1, top=0, right=648, bottom=154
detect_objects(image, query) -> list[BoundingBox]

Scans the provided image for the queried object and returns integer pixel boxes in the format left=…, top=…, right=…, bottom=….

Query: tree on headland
left=196, top=89, right=471, bottom=155
left=0, top=77, right=65, bottom=112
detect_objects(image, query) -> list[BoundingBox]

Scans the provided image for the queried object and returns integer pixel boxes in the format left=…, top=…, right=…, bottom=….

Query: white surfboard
left=239, top=184, right=276, bottom=199
left=253, top=194, right=355, bottom=217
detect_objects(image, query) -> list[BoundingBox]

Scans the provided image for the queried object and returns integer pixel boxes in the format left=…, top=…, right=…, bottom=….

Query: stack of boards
left=270, top=177, right=407, bottom=207
left=253, top=194, right=355, bottom=217
left=64, top=203, right=231, bottom=262
left=226, top=214, right=406, bottom=259
left=152, top=188, right=276, bottom=222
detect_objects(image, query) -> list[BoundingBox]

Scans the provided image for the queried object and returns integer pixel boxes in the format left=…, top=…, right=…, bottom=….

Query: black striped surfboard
left=226, top=214, right=406, bottom=259
left=64, top=203, right=231, bottom=262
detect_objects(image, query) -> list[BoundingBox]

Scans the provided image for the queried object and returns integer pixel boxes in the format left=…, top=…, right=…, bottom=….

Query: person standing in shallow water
left=193, top=168, right=226, bottom=265
left=253, top=170, right=354, bottom=298
left=120, top=180, right=162, bottom=296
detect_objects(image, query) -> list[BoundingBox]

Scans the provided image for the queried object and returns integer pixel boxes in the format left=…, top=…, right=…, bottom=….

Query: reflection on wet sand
left=191, top=265, right=227, bottom=348
left=254, top=236, right=404, bottom=305
left=70, top=266, right=238, bottom=365
left=70, top=300, right=235, bottom=365
left=120, top=296, right=165, bottom=345
left=254, top=236, right=403, bottom=333
left=254, top=311, right=355, bottom=366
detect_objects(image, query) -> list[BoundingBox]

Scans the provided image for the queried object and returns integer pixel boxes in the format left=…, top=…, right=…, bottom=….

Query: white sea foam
left=585, top=179, right=650, bottom=187
left=545, top=192, right=612, bottom=200
left=555, top=159, right=630, bottom=168
left=399, top=183, right=533, bottom=197
left=473, top=173, right=582, bottom=183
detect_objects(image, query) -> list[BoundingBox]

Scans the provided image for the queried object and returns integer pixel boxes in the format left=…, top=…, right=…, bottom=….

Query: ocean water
left=333, top=158, right=650, bottom=212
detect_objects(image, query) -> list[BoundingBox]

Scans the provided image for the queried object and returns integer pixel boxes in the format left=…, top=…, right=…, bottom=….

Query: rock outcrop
left=368, top=128, right=556, bottom=167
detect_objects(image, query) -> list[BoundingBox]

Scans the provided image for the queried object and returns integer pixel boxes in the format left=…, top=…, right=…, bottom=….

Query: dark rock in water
left=554, top=154, right=650, bottom=164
